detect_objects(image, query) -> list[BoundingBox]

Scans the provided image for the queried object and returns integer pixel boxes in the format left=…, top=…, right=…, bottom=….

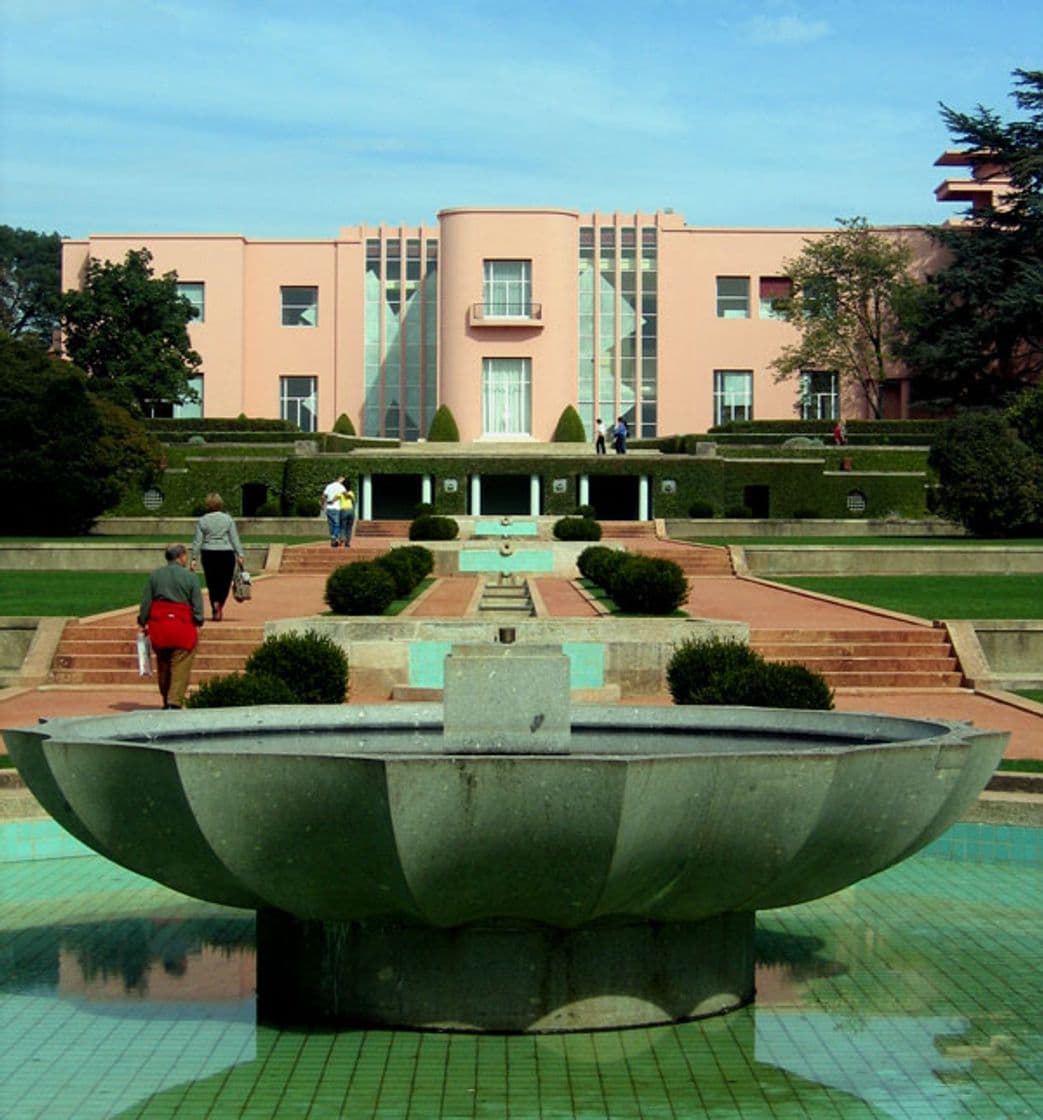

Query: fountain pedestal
left=257, top=910, right=754, bottom=1032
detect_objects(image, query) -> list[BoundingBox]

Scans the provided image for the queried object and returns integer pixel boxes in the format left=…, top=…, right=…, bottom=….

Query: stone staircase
left=749, top=627, right=964, bottom=691
left=477, top=576, right=534, bottom=618
left=50, top=618, right=264, bottom=686
left=605, top=537, right=734, bottom=577
left=279, top=542, right=392, bottom=574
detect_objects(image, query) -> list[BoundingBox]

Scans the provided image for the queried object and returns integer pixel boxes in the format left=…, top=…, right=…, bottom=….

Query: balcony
left=469, top=302, right=544, bottom=328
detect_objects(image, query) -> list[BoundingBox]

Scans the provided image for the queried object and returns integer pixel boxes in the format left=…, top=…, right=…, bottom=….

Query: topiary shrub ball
left=187, top=671, right=299, bottom=708
left=409, top=514, right=459, bottom=541
left=553, top=516, right=602, bottom=541
left=610, top=554, right=688, bottom=615
left=244, top=630, right=349, bottom=704
left=325, top=560, right=397, bottom=616
left=375, top=548, right=422, bottom=597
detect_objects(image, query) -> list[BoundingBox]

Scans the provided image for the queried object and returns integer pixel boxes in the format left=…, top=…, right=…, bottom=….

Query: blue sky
left=1, top=0, right=1038, bottom=238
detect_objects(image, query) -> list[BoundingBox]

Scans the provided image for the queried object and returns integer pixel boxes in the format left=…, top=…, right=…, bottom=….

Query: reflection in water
left=0, top=826, right=1040, bottom=1119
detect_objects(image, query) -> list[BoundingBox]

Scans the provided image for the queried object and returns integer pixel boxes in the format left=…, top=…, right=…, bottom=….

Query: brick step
left=828, top=671, right=964, bottom=688
left=51, top=665, right=252, bottom=686
left=751, top=628, right=947, bottom=645
left=53, top=652, right=255, bottom=672
left=754, top=642, right=954, bottom=660
left=763, top=656, right=958, bottom=674
left=355, top=521, right=412, bottom=537
left=56, top=638, right=263, bottom=657
left=602, top=524, right=658, bottom=538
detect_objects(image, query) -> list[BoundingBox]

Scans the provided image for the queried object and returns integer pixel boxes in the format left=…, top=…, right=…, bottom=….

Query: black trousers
left=200, top=550, right=237, bottom=609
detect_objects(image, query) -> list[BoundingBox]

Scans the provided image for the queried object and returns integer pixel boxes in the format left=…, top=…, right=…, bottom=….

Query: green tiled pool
left=1, top=821, right=1040, bottom=1118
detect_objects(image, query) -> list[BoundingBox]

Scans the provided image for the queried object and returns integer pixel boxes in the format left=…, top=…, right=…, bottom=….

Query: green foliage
left=375, top=548, right=424, bottom=596
left=60, top=247, right=202, bottom=416
left=409, top=514, right=459, bottom=540
left=553, top=516, right=602, bottom=541
left=551, top=404, right=586, bottom=442
left=667, top=635, right=834, bottom=709
left=332, top=412, right=357, bottom=436
left=255, top=501, right=282, bottom=517
left=187, top=671, right=299, bottom=708
left=928, top=411, right=1041, bottom=535
left=0, top=332, right=158, bottom=534
left=1007, top=383, right=1043, bottom=456
left=771, top=217, right=914, bottom=418
left=392, top=544, right=435, bottom=579
left=244, top=630, right=349, bottom=703
left=145, top=417, right=298, bottom=433
left=427, top=404, right=460, bottom=442
left=610, top=555, right=688, bottom=615
left=574, top=504, right=596, bottom=519
left=576, top=546, right=627, bottom=592
left=688, top=499, right=716, bottom=518
left=0, top=225, right=64, bottom=344
left=294, top=496, right=321, bottom=517
left=325, top=560, right=397, bottom=616
left=894, top=70, right=1043, bottom=407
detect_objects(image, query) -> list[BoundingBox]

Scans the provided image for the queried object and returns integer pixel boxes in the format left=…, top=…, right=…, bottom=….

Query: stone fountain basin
left=3, top=704, right=1007, bottom=926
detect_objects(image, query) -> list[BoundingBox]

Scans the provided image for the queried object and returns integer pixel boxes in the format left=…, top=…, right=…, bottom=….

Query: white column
left=579, top=475, right=589, bottom=507
left=469, top=474, right=481, bottom=516
left=529, top=474, right=540, bottom=516
left=422, top=476, right=433, bottom=506
left=361, top=474, right=372, bottom=521
left=639, top=476, right=649, bottom=521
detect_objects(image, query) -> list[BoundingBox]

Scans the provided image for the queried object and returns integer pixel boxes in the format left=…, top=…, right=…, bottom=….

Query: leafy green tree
left=0, top=225, right=64, bottom=345
left=0, top=332, right=159, bottom=534
left=1007, top=382, right=1043, bottom=455
left=60, top=248, right=201, bottom=415
left=771, top=218, right=914, bottom=418
left=928, top=410, right=1041, bottom=536
left=895, top=70, right=1043, bottom=408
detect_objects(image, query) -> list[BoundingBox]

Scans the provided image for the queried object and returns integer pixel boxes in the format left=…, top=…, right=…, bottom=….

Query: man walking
left=138, top=543, right=204, bottom=709
left=322, top=474, right=348, bottom=546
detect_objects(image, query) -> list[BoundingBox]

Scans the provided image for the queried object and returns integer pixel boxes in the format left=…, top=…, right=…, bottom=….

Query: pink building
left=62, top=205, right=949, bottom=441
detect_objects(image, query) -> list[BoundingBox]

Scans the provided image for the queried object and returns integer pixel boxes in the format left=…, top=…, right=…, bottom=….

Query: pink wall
left=438, top=207, right=579, bottom=440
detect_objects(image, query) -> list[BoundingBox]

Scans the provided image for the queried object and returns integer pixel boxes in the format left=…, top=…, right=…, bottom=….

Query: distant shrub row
left=666, top=635, right=834, bottom=709
left=325, top=545, right=435, bottom=615
left=577, top=546, right=688, bottom=615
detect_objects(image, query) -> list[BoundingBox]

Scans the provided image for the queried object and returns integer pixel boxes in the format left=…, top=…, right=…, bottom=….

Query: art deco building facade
left=63, top=177, right=971, bottom=441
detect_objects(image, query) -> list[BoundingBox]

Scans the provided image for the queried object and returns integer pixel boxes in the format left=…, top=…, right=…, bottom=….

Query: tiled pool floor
left=1, top=823, right=1040, bottom=1119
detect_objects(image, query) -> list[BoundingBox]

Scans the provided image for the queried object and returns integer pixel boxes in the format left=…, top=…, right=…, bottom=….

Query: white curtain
left=482, top=358, right=531, bottom=435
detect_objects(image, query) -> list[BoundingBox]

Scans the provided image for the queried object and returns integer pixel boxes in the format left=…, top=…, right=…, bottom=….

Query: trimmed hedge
left=325, top=560, right=397, bottom=616
left=553, top=516, right=602, bottom=541
left=551, top=404, right=587, bottom=442
left=187, top=671, right=299, bottom=708
left=610, top=555, right=688, bottom=615
left=667, top=635, right=834, bottom=709
left=244, top=630, right=349, bottom=704
left=410, top=514, right=459, bottom=540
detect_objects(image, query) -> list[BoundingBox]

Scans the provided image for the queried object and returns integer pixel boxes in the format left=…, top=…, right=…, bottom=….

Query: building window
left=799, top=370, right=839, bottom=420
left=713, top=370, right=753, bottom=425
left=759, top=277, right=792, bottom=319
left=483, top=260, right=531, bottom=317
left=716, top=277, right=749, bottom=319
left=482, top=358, right=531, bottom=436
left=280, top=375, right=317, bottom=432
left=281, top=286, right=318, bottom=327
left=173, top=375, right=204, bottom=419
left=176, top=282, right=205, bottom=323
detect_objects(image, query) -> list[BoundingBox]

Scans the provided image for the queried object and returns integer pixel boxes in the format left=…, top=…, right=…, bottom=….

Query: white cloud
left=746, top=14, right=830, bottom=46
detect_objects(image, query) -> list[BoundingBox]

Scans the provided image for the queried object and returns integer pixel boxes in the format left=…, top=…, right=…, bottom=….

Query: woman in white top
left=190, top=492, right=245, bottom=621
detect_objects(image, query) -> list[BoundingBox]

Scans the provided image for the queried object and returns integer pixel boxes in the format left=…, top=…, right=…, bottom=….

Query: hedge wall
left=106, top=445, right=930, bottom=520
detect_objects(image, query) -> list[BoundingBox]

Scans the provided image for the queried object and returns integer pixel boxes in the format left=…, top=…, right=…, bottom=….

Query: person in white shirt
left=322, top=475, right=348, bottom=546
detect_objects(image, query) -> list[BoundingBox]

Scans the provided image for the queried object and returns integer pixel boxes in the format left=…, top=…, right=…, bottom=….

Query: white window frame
left=176, top=282, right=205, bottom=323
left=482, top=358, right=532, bottom=436
left=281, top=285, right=318, bottom=327
left=716, top=276, right=749, bottom=319
left=280, top=375, right=317, bottom=432
left=483, top=260, right=531, bottom=318
left=799, top=370, right=839, bottom=420
left=713, top=370, right=753, bottom=425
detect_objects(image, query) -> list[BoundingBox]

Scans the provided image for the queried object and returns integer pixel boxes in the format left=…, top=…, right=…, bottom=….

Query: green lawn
left=0, top=571, right=187, bottom=616
left=773, top=575, right=1043, bottom=619
left=678, top=535, right=1043, bottom=548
